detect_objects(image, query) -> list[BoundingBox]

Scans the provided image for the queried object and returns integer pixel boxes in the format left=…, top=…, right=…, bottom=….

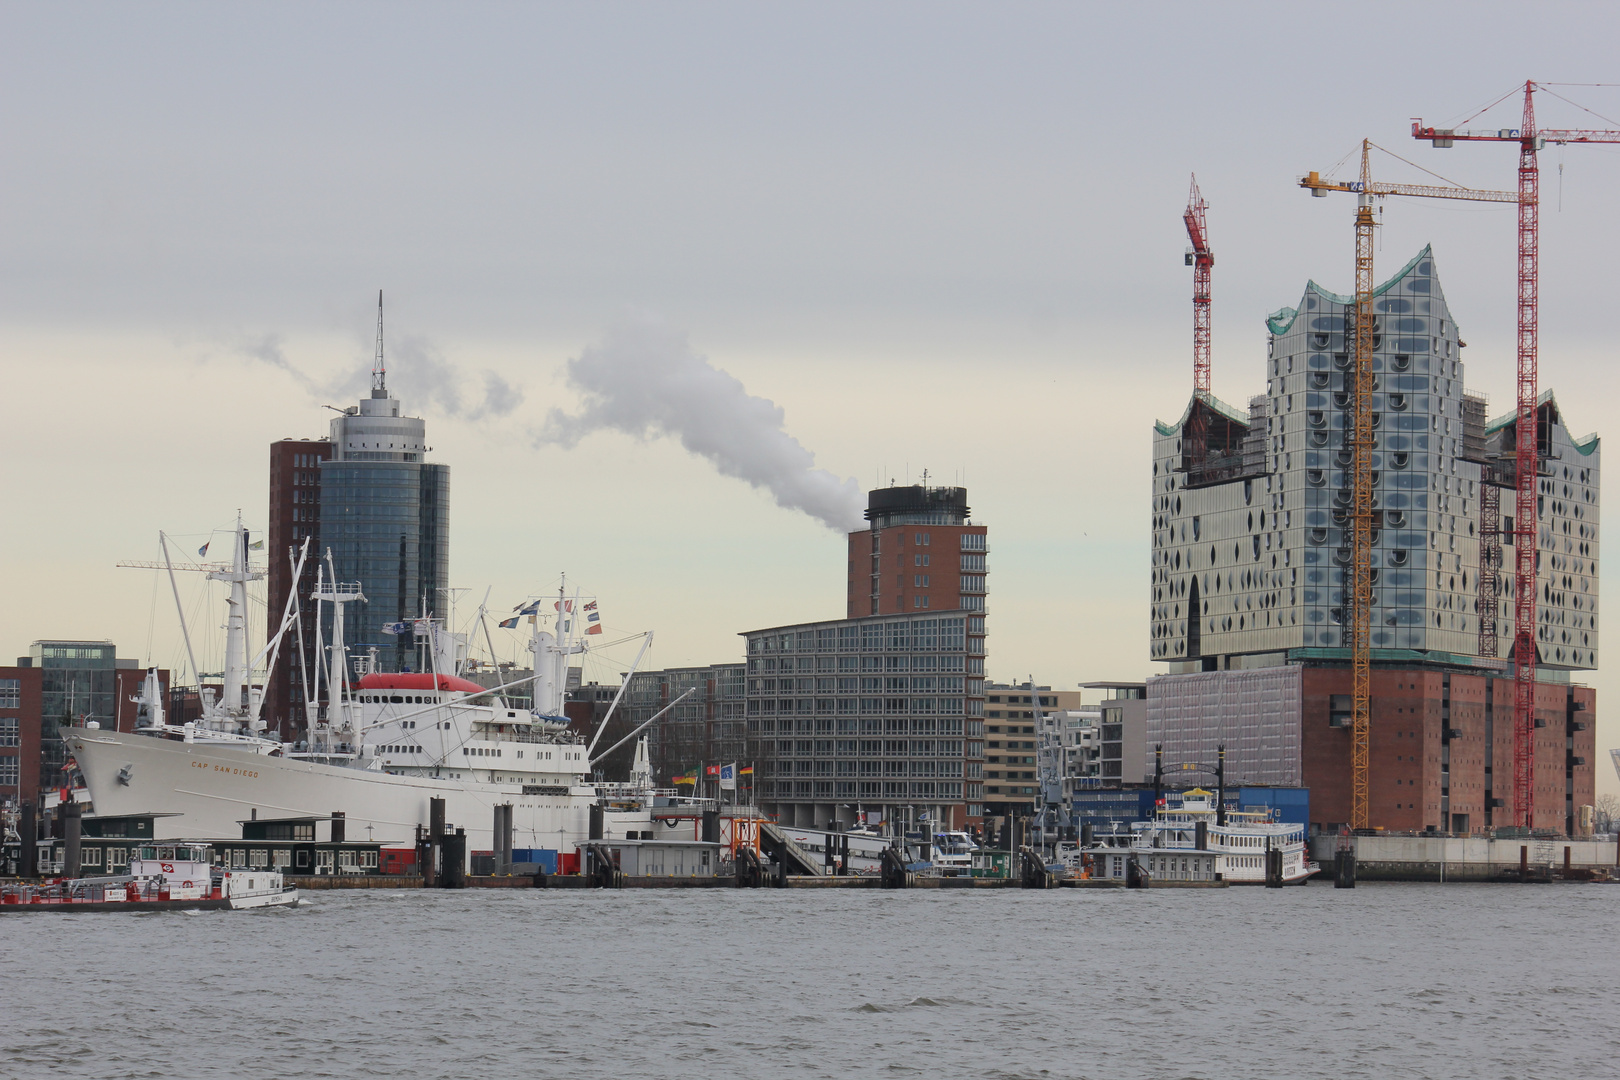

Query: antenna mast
left=371, top=290, right=387, bottom=398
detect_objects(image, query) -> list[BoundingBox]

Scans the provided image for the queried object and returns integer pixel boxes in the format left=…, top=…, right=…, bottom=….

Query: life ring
left=182, top=880, right=194, bottom=889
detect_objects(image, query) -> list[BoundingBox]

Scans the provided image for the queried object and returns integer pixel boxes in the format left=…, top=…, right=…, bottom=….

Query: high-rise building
left=263, top=303, right=450, bottom=736
left=264, top=437, right=331, bottom=738
left=1148, top=247, right=1599, bottom=832
left=737, top=484, right=991, bottom=831
left=321, top=357, right=449, bottom=674
left=848, top=485, right=987, bottom=618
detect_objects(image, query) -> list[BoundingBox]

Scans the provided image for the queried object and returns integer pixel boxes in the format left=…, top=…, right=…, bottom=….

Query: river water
left=4, top=882, right=1614, bottom=1080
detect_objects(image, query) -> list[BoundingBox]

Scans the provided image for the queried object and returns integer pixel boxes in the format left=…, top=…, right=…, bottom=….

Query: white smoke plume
left=539, top=321, right=865, bottom=533
left=236, top=331, right=523, bottom=422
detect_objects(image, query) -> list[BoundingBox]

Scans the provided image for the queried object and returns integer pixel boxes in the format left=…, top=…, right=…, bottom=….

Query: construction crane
left=1184, top=174, right=1213, bottom=396
left=1300, top=141, right=1515, bottom=831
left=1412, top=81, right=1620, bottom=828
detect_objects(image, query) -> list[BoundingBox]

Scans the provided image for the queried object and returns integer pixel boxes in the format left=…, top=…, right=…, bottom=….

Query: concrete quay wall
left=1310, top=835, right=1620, bottom=881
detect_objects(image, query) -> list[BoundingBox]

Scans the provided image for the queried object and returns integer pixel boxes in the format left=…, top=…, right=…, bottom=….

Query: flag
left=513, top=600, right=539, bottom=615
left=554, top=600, right=573, bottom=613
left=249, top=539, right=265, bottom=550
left=705, top=765, right=720, bottom=776
left=739, top=765, right=754, bottom=776
left=719, top=763, right=736, bottom=790
left=498, top=616, right=519, bottom=629
left=584, top=600, right=597, bottom=611
left=381, top=622, right=410, bottom=635
left=587, top=611, right=599, bottom=624
left=672, top=774, right=696, bottom=786
left=197, top=541, right=210, bottom=557
left=585, top=624, right=602, bottom=635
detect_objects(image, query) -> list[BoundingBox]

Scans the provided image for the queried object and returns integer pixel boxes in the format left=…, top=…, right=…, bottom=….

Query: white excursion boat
left=1, top=841, right=296, bottom=912
left=68, top=522, right=692, bottom=861
left=1062, top=788, right=1319, bottom=885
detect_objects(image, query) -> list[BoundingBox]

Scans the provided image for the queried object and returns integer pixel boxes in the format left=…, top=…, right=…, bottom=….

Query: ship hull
left=66, top=730, right=647, bottom=852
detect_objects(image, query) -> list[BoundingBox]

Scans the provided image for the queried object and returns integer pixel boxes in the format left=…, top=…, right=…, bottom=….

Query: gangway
left=758, top=823, right=825, bottom=876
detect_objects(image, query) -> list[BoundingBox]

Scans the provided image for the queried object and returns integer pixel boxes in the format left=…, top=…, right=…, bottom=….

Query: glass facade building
left=29, top=641, right=117, bottom=791
left=1151, top=246, right=1599, bottom=671
left=319, top=375, right=450, bottom=673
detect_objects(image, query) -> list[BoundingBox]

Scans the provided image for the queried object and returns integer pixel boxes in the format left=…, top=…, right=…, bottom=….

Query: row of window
left=767, top=761, right=966, bottom=777
left=751, top=655, right=973, bottom=675
left=757, top=676, right=968, bottom=693
left=772, top=739, right=965, bottom=756
left=757, top=780, right=966, bottom=798
left=748, top=698, right=969, bottom=716
left=749, top=617, right=979, bottom=655
left=748, top=717, right=976, bottom=736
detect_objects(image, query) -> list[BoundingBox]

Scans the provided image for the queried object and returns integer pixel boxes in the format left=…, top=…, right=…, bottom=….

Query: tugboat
left=1, top=842, right=297, bottom=912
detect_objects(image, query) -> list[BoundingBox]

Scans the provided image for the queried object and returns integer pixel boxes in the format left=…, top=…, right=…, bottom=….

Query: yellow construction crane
left=1300, top=141, right=1515, bottom=830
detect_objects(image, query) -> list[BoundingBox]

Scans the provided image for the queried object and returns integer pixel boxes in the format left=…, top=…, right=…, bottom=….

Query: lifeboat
left=355, top=672, right=489, bottom=695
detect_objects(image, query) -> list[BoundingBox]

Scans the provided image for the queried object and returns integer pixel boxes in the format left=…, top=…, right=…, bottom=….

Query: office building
left=263, top=308, right=450, bottom=738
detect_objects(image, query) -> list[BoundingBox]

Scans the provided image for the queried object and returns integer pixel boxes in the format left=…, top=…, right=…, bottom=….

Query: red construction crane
left=1184, top=175, right=1213, bottom=396
left=1413, top=81, right=1620, bottom=828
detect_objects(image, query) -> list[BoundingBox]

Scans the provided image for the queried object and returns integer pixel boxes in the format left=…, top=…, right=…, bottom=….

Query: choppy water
left=3, top=882, right=1616, bottom=1079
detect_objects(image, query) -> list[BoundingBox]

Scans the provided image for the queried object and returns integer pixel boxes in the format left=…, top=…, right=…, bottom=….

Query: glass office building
left=29, top=641, right=117, bottom=791
left=320, top=374, right=450, bottom=672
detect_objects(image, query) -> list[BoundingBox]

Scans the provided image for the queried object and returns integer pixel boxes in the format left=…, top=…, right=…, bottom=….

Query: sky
left=2, top=2, right=1617, bottom=796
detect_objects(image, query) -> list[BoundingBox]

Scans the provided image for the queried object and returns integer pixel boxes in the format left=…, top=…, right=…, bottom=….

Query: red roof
left=355, top=672, right=489, bottom=695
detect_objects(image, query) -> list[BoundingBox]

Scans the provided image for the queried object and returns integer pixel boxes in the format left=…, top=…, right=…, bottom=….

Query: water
left=4, top=883, right=1615, bottom=1080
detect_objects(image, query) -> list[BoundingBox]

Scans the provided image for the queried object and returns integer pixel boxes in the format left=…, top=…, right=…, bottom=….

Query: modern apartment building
left=741, top=610, right=986, bottom=830
left=1148, top=246, right=1598, bottom=832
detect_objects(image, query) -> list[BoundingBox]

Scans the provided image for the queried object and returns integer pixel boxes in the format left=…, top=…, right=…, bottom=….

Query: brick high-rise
left=847, top=485, right=988, bottom=618
left=264, top=438, right=331, bottom=739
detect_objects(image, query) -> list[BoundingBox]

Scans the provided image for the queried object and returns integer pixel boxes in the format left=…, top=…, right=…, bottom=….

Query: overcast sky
left=2, top=2, right=1616, bottom=794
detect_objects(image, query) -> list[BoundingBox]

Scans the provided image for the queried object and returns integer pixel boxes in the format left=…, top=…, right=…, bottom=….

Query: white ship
left=69, top=523, right=688, bottom=860
left=1062, top=788, right=1319, bottom=885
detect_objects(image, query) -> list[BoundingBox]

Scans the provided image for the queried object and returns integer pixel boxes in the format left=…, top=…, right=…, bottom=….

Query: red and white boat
left=1, top=842, right=295, bottom=912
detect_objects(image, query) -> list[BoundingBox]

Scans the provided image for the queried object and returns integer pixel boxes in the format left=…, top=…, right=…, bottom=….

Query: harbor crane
left=1299, top=141, right=1515, bottom=830
left=1411, top=80, right=1620, bottom=828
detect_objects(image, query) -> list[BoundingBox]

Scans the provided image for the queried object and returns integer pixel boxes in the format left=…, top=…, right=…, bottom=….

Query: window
left=0, top=718, right=17, bottom=747
left=0, top=679, right=18, bottom=707
left=0, top=757, right=17, bottom=787
left=80, top=847, right=102, bottom=867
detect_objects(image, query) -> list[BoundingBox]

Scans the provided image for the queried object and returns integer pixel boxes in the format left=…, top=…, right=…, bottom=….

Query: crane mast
left=1184, top=175, right=1213, bottom=396
left=1301, top=142, right=1516, bottom=830
left=1346, top=144, right=1376, bottom=833
left=1412, top=81, right=1620, bottom=828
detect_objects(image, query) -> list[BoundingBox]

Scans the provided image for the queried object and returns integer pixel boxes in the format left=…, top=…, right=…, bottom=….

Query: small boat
left=0, top=842, right=297, bottom=913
